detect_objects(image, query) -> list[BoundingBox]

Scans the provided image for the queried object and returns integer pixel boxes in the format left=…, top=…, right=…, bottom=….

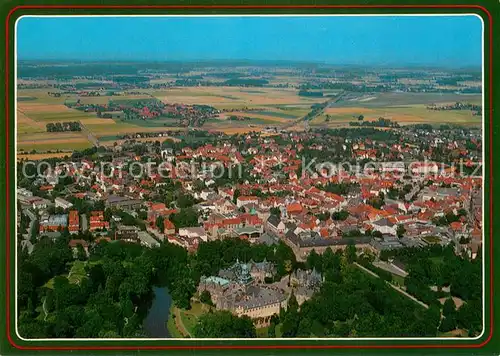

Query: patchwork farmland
left=17, top=62, right=482, bottom=156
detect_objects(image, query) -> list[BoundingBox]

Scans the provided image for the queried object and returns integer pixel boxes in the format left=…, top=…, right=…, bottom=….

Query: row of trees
left=46, top=121, right=81, bottom=132
left=349, top=117, right=400, bottom=128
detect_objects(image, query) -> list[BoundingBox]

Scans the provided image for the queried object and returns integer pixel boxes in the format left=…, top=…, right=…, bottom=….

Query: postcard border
left=4, top=4, right=494, bottom=351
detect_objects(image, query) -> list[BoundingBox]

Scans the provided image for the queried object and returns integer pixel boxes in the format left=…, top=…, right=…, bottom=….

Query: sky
left=16, top=15, right=483, bottom=67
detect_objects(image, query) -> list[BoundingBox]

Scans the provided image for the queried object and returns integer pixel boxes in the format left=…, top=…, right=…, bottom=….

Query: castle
left=198, top=259, right=322, bottom=327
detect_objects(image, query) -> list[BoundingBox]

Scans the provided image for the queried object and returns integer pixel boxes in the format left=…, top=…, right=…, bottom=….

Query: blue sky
left=16, top=15, right=482, bottom=67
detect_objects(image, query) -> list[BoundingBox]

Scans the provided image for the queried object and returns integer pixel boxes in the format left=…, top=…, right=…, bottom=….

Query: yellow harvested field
left=17, top=129, right=92, bottom=151
left=18, top=132, right=85, bottom=141
left=17, top=152, right=73, bottom=161
left=17, top=103, right=70, bottom=113
left=154, top=86, right=325, bottom=108
left=17, top=110, right=46, bottom=133
left=90, top=124, right=183, bottom=135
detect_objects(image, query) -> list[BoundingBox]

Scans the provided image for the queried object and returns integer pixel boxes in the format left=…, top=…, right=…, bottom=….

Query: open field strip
left=17, top=131, right=93, bottom=151
left=18, top=103, right=72, bottom=113
left=313, top=104, right=481, bottom=126
left=18, top=132, right=85, bottom=141
left=17, top=110, right=46, bottom=134
left=17, top=152, right=73, bottom=161
left=18, top=140, right=93, bottom=152
left=88, top=121, right=184, bottom=135
left=336, top=92, right=482, bottom=107
left=152, top=86, right=325, bottom=108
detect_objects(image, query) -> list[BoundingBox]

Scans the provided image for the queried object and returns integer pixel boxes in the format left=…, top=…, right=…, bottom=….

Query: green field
left=256, top=326, right=269, bottom=337
left=312, top=103, right=481, bottom=127
left=26, top=111, right=97, bottom=122
left=110, top=97, right=157, bottom=105
left=18, top=140, right=93, bottom=152
left=336, top=92, right=482, bottom=108
left=43, top=260, right=89, bottom=289
left=392, top=274, right=406, bottom=286
left=166, top=304, right=185, bottom=338
left=17, top=96, right=37, bottom=101
left=67, top=260, right=87, bottom=284
left=251, top=110, right=298, bottom=119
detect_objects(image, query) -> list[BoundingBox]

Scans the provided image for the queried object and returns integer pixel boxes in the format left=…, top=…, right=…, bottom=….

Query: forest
left=17, top=235, right=482, bottom=338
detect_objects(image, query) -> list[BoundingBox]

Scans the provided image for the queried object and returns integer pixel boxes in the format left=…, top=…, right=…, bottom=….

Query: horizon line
left=16, top=58, right=482, bottom=71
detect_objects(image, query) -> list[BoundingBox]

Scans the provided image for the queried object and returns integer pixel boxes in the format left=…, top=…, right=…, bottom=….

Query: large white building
left=55, top=197, right=74, bottom=210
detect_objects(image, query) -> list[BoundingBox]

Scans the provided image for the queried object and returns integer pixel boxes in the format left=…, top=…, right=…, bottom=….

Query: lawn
left=166, top=304, right=185, bottom=338
left=429, top=256, right=445, bottom=264
left=392, top=274, right=406, bottom=287
left=180, top=312, right=198, bottom=335
left=67, top=260, right=87, bottom=285
left=171, top=301, right=209, bottom=337
left=43, top=260, right=89, bottom=289
left=256, top=326, right=269, bottom=338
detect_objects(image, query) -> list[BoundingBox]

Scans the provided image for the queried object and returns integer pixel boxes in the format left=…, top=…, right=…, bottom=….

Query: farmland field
left=335, top=92, right=482, bottom=107
left=152, top=86, right=326, bottom=109
left=17, top=84, right=482, bottom=154
left=312, top=103, right=481, bottom=127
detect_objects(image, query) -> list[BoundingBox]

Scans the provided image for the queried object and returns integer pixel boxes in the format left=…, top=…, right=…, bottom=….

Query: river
left=143, top=287, right=172, bottom=338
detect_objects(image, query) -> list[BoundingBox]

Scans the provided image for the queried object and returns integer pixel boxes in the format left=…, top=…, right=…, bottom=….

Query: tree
left=297, top=317, right=313, bottom=337
left=170, top=208, right=199, bottom=228
left=233, top=189, right=241, bottom=204
left=439, top=314, right=457, bottom=332
left=443, top=297, right=456, bottom=317
left=281, top=308, right=299, bottom=337
left=285, top=260, right=293, bottom=285
left=331, top=210, right=349, bottom=221
left=155, top=215, right=164, bottom=232
left=456, top=299, right=482, bottom=335
left=193, top=310, right=256, bottom=338
left=358, top=115, right=364, bottom=121
left=397, top=224, right=406, bottom=238
left=76, top=244, right=87, bottom=261
left=270, top=207, right=281, bottom=216
left=177, top=193, right=196, bottom=209
left=345, top=245, right=357, bottom=264
left=287, top=292, right=299, bottom=314
left=306, top=249, right=322, bottom=273
left=199, top=290, right=214, bottom=306
left=268, top=322, right=276, bottom=337
left=30, top=220, right=39, bottom=243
